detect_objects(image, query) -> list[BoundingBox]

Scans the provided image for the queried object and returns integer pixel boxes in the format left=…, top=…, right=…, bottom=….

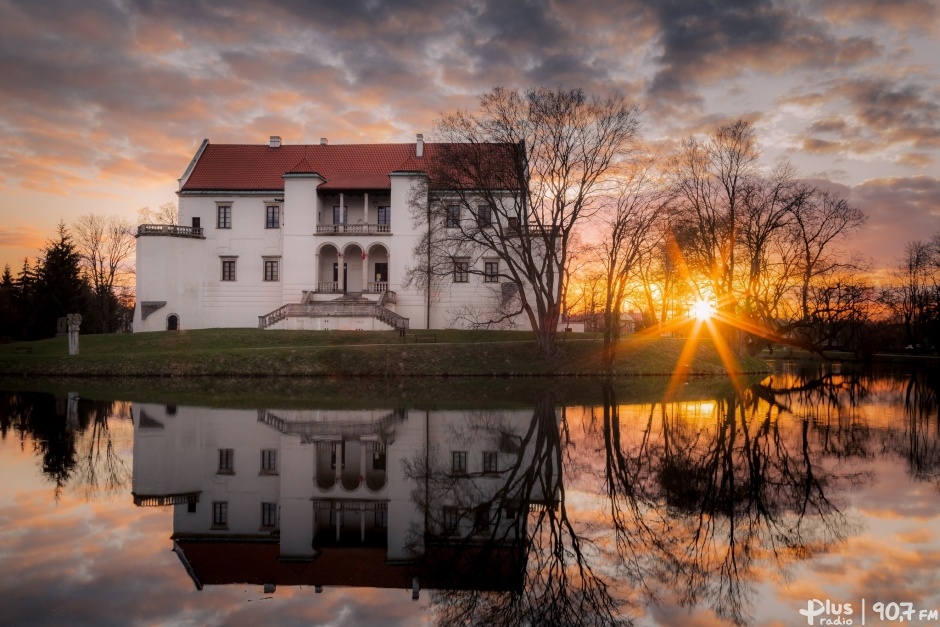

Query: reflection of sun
left=690, top=299, right=715, bottom=321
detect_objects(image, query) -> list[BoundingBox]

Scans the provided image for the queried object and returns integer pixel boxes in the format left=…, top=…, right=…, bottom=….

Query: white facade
left=133, top=137, right=521, bottom=332
left=131, top=401, right=556, bottom=591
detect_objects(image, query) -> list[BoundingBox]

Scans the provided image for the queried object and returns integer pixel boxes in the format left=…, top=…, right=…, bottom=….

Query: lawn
left=0, top=328, right=769, bottom=378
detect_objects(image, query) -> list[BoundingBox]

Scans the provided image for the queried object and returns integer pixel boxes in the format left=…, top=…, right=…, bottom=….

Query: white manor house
left=134, top=134, right=519, bottom=333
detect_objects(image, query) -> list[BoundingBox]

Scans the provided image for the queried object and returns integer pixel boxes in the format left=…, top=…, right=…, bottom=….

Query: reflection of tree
left=601, top=378, right=864, bottom=626
left=1, top=391, right=76, bottom=499
left=759, top=364, right=940, bottom=486
left=72, top=399, right=132, bottom=501
left=406, top=395, right=630, bottom=626
left=901, top=371, right=940, bottom=486
left=0, top=390, right=131, bottom=500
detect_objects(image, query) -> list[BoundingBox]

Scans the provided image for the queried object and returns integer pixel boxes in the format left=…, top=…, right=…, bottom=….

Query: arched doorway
left=367, top=243, right=390, bottom=293
left=167, top=314, right=179, bottom=331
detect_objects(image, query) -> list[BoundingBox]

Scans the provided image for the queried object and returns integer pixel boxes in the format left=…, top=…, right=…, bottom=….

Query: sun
left=690, top=299, right=715, bottom=321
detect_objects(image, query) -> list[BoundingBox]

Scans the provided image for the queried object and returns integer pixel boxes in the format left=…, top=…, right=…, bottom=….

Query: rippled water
left=2, top=364, right=939, bottom=626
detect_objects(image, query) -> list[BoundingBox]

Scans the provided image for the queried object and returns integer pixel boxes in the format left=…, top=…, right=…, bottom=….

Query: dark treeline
left=1, top=218, right=135, bottom=340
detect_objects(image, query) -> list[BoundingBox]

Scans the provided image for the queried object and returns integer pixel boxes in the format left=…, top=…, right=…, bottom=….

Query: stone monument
left=67, top=313, right=82, bottom=356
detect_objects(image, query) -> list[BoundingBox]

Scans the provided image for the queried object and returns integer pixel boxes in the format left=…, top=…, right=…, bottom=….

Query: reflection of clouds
left=1, top=428, right=423, bottom=626
left=0, top=483, right=424, bottom=626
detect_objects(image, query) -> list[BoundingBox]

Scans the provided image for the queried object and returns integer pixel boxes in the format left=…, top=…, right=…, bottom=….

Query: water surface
left=2, top=366, right=939, bottom=626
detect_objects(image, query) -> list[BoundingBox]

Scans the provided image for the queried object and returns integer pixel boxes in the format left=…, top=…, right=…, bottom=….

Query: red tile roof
left=181, top=142, right=436, bottom=192
left=180, top=141, right=519, bottom=193
left=174, top=540, right=415, bottom=589
left=171, top=538, right=523, bottom=592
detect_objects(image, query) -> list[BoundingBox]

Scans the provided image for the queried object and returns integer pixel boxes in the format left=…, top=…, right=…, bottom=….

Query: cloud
left=645, top=0, right=882, bottom=114
left=849, top=175, right=940, bottom=268
left=819, top=0, right=940, bottom=32
left=783, top=75, right=940, bottom=159
left=0, top=225, right=47, bottom=254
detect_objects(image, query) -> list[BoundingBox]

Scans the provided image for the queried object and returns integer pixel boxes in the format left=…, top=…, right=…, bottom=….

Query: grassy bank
left=0, top=374, right=763, bottom=410
left=0, top=328, right=769, bottom=378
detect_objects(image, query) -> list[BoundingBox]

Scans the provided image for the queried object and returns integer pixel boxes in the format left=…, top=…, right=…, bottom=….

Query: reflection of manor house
left=134, top=135, right=515, bottom=332
left=131, top=403, right=554, bottom=594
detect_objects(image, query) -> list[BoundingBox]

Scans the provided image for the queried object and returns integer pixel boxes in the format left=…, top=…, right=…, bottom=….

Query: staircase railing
left=259, top=302, right=408, bottom=330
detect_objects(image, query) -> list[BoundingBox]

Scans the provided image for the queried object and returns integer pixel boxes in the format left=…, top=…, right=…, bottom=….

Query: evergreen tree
left=0, top=264, right=16, bottom=339
left=32, top=223, right=87, bottom=339
left=9, top=258, right=36, bottom=339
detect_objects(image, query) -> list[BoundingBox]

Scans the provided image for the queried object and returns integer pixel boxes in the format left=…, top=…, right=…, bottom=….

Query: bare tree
left=790, top=188, right=868, bottom=323
left=635, top=230, right=693, bottom=330
left=137, top=201, right=178, bottom=225
left=592, top=156, right=664, bottom=367
left=667, top=119, right=868, bottom=356
left=667, top=120, right=758, bottom=322
left=72, top=214, right=136, bottom=333
left=427, top=87, right=642, bottom=355
left=881, top=240, right=940, bottom=350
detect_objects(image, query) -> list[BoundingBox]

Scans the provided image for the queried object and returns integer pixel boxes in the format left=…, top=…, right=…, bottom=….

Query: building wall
left=135, top=170, right=530, bottom=331
left=133, top=233, right=206, bottom=332
left=131, top=403, right=542, bottom=562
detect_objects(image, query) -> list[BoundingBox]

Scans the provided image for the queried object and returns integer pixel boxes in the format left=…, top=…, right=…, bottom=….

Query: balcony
left=366, top=281, right=388, bottom=293
left=316, top=224, right=390, bottom=235
left=136, top=224, right=205, bottom=239
left=318, top=281, right=341, bottom=293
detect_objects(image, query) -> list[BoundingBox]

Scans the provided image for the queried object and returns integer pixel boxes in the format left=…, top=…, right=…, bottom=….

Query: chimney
left=320, top=137, right=328, bottom=145
left=269, top=136, right=281, bottom=148
left=416, top=133, right=424, bottom=158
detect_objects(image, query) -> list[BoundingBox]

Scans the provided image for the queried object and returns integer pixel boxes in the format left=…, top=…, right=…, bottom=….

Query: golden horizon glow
left=690, top=299, right=715, bottom=321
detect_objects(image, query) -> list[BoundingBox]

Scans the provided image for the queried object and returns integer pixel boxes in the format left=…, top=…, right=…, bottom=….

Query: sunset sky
left=1, top=0, right=938, bottom=275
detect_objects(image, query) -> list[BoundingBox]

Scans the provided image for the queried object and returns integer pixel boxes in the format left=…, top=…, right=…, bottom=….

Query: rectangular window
left=333, top=205, right=347, bottom=224
left=265, top=205, right=280, bottom=229
left=212, top=501, right=228, bottom=528
left=446, top=205, right=460, bottom=228
left=374, top=262, right=388, bottom=282
left=477, top=205, right=492, bottom=228
left=474, top=504, right=490, bottom=533
left=221, top=259, right=236, bottom=282
left=192, top=217, right=201, bottom=229
left=372, top=451, right=386, bottom=471
left=374, top=509, right=388, bottom=528
left=484, top=261, right=499, bottom=283
left=217, top=205, right=232, bottom=229
left=442, top=506, right=459, bottom=536
left=483, top=451, right=498, bottom=474
left=263, top=259, right=279, bottom=282
left=218, top=448, right=234, bottom=474
left=452, top=451, right=467, bottom=475
left=261, top=502, right=277, bottom=528
left=377, top=206, right=390, bottom=226
left=261, top=449, right=277, bottom=473
left=453, top=259, right=469, bottom=283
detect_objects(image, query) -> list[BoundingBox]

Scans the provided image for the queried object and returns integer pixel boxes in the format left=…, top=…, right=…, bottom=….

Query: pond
left=2, top=365, right=940, bottom=626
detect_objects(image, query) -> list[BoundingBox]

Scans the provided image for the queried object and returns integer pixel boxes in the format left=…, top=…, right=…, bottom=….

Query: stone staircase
left=258, top=291, right=409, bottom=330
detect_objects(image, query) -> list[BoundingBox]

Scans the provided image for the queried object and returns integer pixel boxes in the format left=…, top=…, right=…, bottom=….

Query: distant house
left=134, top=135, right=523, bottom=332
